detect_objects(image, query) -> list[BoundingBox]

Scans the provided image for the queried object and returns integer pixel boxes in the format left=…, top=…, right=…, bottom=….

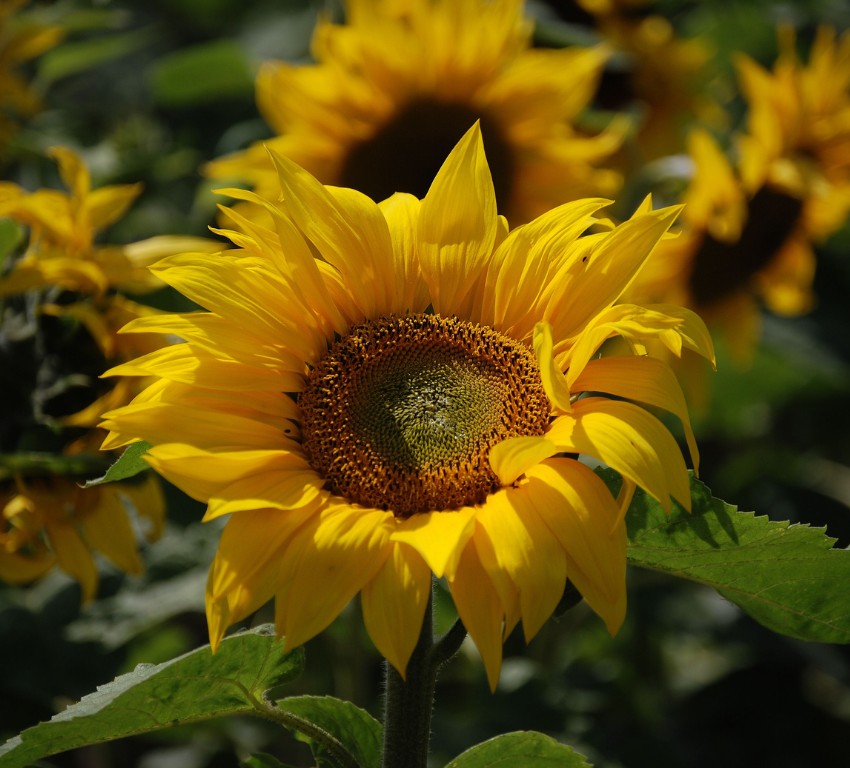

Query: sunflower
left=632, top=27, right=850, bottom=361
left=206, top=0, right=622, bottom=225
left=0, top=147, right=214, bottom=598
left=102, top=125, right=713, bottom=687
left=0, top=0, right=63, bottom=156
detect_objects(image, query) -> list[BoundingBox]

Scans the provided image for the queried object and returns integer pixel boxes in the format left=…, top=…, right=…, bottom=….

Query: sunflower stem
left=381, top=593, right=438, bottom=768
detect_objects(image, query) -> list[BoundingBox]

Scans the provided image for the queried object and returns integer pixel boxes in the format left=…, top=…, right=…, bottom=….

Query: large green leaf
left=274, top=696, right=383, bottom=768
left=620, top=471, right=850, bottom=643
left=0, top=625, right=304, bottom=768
left=445, top=731, right=592, bottom=767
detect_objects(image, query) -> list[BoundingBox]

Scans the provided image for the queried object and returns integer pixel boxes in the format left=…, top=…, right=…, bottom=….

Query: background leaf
left=274, top=695, right=383, bottom=768
left=619, top=470, right=850, bottom=643
left=0, top=624, right=304, bottom=768
left=84, top=440, right=152, bottom=486
left=445, top=731, right=592, bottom=767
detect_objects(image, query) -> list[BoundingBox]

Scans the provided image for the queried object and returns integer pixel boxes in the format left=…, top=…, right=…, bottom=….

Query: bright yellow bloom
left=1, top=148, right=215, bottom=598
left=102, top=125, right=713, bottom=687
left=0, top=0, right=63, bottom=154
left=206, top=0, right=622, bottom=224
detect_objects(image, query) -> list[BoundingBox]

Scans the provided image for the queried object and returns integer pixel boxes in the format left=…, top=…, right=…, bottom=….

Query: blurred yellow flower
left=633, top=27, right=850, bottom=361
left=1, top=147, right=217, bottom=599
left=206, top=0, right=622, bottom=224
left=0, top=0, right=63, bottom=154
left=102, top=125, right=712, bottom=687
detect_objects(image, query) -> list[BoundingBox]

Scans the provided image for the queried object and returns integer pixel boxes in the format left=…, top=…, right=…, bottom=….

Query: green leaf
left=620, top=470, right=850, bottom=643
left=83, top=441, right=152, bottom=486
left=274, top=696, right=382, bottom=768
left=446, top=731, right=593, bottom=767
left=149, top=40, right=254, bottom=106
left=0, top=625, right=304, bottom=768
left=241, top=753, right=299, bottom=768
left=39, top=29, right=155, bottom=84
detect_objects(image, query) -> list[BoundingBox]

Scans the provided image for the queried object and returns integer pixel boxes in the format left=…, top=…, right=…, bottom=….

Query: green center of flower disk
left=299, top=314, right=551, bottom=517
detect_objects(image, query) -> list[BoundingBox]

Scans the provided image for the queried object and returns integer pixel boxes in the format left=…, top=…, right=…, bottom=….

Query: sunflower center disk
left=299, top=314, right=551, bottom=517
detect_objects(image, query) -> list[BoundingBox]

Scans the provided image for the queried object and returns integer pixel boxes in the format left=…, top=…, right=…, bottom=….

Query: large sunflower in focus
left=206, top=0, right=622, bottom=224
left=102, top=125, right=713, bottom=687
left=1, top=147, right=216, bottom=599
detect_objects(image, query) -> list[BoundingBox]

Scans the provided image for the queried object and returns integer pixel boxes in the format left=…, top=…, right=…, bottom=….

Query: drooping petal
left=475, top=488, right=567, bottom=641
left=206, top=506, right=315, bottom=651
left=489, top=435, right=558, bottom=487
left=391, top=506, right=477, bottom=579
left=361, top=542, right=432, bottom=677
left=572, top=355, right=700, bottom=472
left=79, top=487, right=142, bottom=575
left=45, top=521, right=98, bottom=603
left=275, top=504, right=395, bottom=651
left=546, top=397, right=691, bottom=511
left=524, top=460, right=627, bottom=634
left=532, top=321, right=572, bottom=412
left=448, top=540, right=506, bottom=692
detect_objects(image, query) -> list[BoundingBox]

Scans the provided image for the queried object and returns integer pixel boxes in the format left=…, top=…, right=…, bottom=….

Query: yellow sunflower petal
left=546, top=397, right=691, bottom=511
left=206, top=506, right=315, bottom=651
left=391, top=506, right=477, bottom=579
left=449, top=540, right=505, bottom=692
left=361, top=542, right=432, bottom=678
left=532, top=321, right=573, bottom=412
left=489, top=435, right=558, bottom=487
left=46, top=521, right=98, bottom=603
left=79, top=486, right=142, bottom=575
left=275, top=504, right=395, bottom=652
left=417, top=122, right=498, bottom=314
left=572, top=355, right=700, bottom=473
left=475, top=488, right=567, bottom=641
left=524, top=460, right=627, bottom=634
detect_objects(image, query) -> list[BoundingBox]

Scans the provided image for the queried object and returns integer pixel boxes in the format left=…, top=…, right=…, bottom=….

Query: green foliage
left=617, top=470, right=850, bottom=643
left=445, top=731, right=593, bottom=767
left=0, top=625, right=304, bottom=768
left=274, top=696, right=382, bottom=768
left=149, top=40, right=255, bottom=106
left=39, top=29, right=156, bottom=84
left=84, top=440, right=152, bottom=486
left=242, top=753, right=299, bottom=768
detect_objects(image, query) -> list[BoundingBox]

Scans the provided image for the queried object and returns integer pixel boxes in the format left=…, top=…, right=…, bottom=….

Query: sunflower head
left=103, top=124, right=713, bottom=688
left=206, top=0, right=623, bottom=225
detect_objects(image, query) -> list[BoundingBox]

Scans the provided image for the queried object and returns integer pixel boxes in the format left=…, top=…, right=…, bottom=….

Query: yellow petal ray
left=547, top=205, right=683, bottom=341
left=532, top=321, right=572, bottom=413
left=105, top=344, right=304, bottom=393
left=379, top=192, right=431, bottom=312
left=100, top=402, right=287, bottom=453
left=391, top=506, right=477, bottom=580
left=205, top=468, right=328, bottom=521
left=268, top=148, right=395, bottom=319
left=645, top=303, right=717, bottom=367
left=489, top=435, right=558, bottom=487
left=45, top=521, right=98, bottom=603
left=469, top=520, right=521, bottom=634
left=475, top=489, right=567, bottom=642
left=149, top=254, right=314, bottom=357
left=206, top=506, right=315, bottom=651
left=361, top=542, right=432, bottom=678
left=119, top=313, right=306, bottom=375
left=85, top=183, right=144, bottom=231
left=144, top=445, right=307, bottom=503
left=572, top=356, right=700, bottom=473
left=546, top=398, right=691, bottom=512
left=275, top=504, right=395, bottom=651
left=449, top=540, right=505, bottom=692
left=524, top=460, right=627, bottom=634
left=417, top=123, right=498, bottom=315
left=478, top=198, right=609, bottom=332
left=79, top=487, right=142, bottom=575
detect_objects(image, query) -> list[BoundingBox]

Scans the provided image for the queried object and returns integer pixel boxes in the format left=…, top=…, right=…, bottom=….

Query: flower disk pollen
left=299, top=314, right=550, bottom=517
